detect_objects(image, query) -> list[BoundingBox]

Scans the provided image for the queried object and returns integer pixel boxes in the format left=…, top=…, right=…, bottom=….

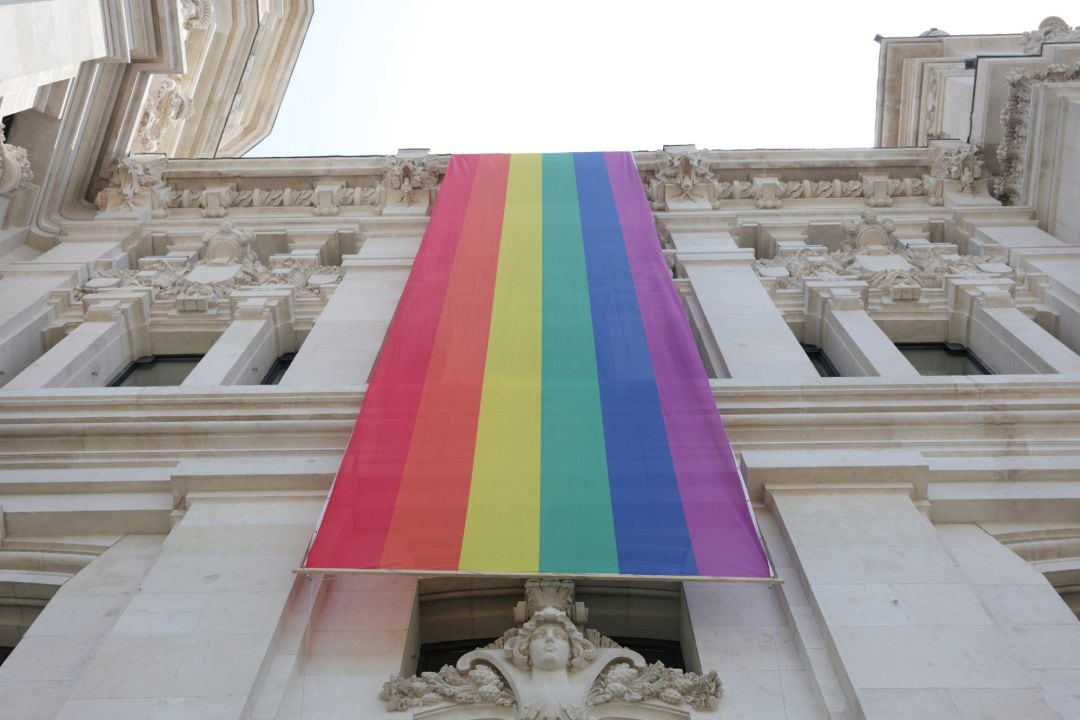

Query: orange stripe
left=378, top=154, right=511, bottom=569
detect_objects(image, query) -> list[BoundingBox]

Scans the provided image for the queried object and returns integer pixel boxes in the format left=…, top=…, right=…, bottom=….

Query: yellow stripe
left=459, top=154, right=543, bottom=572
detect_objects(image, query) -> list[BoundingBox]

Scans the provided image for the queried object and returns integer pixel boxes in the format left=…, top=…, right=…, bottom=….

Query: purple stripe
left=603, top=152, right=770, bottom=578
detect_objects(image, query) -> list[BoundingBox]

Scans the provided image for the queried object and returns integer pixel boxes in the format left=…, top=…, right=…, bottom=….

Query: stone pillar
left=947, top=277, right=1080, bottom=374
left=765, top=477, right=1075, bottom=719
left=5, top=290, right=150, bottom=389
left=804, top=279, right=920, bottom=377
left=0, top=240, right=129, bottom=387
left=280, top=234, right=419, bottom=386
left=283, top=575, right=419, bottom=719
left=967, top=224, right=1080, bottom=357
left=0, top=535, right=165, bottom=720
left=182, top=293, right=295, bottom=387
left=675, top=232, right=819, bottom=380
left=51, top=492, right=324, bottom=719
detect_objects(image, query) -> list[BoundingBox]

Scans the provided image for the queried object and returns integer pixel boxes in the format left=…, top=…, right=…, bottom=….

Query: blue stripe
left=572, top=152, right=697, bottom=576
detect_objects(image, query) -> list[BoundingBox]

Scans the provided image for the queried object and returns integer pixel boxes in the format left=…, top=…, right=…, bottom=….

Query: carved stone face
left=528, top=622, right=571, bottom=672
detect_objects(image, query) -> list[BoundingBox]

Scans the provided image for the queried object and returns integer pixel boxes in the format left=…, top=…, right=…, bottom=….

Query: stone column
left=51, top=491, right=325, bottom=719
left=182, top=293, right=295, bottom=387
left=5, top=290, right=150, bottom=389
left=804, top=279, right=920, bottom=377
left=0, top=240, right=130, bottom=387
left=280, top=234, right=419, bottom=386
left=0, top=535, right=165, bottom=720
left=947, top=277, right=1080, bottom=374
left=752, top=449, right=1077, bottom=719
left=674, top=232, right=820, bottom=380
left=968, top=224, right=1080, bottom=357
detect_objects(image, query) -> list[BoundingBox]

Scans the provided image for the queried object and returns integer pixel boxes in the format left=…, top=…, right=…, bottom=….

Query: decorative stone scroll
left=380, top=579, right=721, bottom=720
left=0, top=124, right=33, bottom=197
left=996, top=59, right=1080, bottom=204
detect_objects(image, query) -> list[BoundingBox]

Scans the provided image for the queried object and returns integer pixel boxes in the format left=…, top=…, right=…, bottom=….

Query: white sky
left=248, top=1, right=1069, bottom=157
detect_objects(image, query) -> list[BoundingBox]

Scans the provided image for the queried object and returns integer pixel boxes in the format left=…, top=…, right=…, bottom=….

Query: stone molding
left=995, top=58, right=1080, bottom=205
left=148, top=152, right=446, bottom=218
left=381, top=580, right=721, bottom=720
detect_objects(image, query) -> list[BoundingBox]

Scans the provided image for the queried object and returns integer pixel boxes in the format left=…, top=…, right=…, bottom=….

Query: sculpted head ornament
left=504, top=606, right=595, bottom=672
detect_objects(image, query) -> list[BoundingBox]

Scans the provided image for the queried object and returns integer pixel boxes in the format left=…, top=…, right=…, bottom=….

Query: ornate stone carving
left=643, top=150, right=933, bottom=210
left=380, top=581, right=721, bottom=720
left=78, top=223, right=342, bottom=306
left=930, top=143, right=984, bottom=195
left=135, top=75, right=194, bottom=153
left=179, top=0, right=214, bottom=30
left=380, top=155, right=440, bottom=213
left=754, top=237, right=1004, bottom=293
left=995, top=60, right=1080, bottom=204
left=1021, top=16, right=1079, bottom=54
left=203, top=221, right=255, bottom=264
left=843, top=210, right=895, bottom=248
left=95, top=155, right=168, bottom=213
left=159, top=182, right=380, bottom=216
left=648, top=150, right=716, bottom=208
left=0, top=124, right=33, bottom=197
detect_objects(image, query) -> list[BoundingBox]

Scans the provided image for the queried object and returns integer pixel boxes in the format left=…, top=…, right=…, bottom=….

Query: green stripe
left=539, top=153, right=619, bottom=573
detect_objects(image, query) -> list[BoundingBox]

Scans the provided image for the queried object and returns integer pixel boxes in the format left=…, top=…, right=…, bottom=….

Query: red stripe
left=379, top=155, right=510, bottom=569
left=305, top=156, right=480, bottom=569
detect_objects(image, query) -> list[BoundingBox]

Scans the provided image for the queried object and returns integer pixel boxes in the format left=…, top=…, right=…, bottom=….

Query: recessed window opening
left=108, top=354, right=203, bottom=387
left=414, top=578, right=691, bottom=675
left=803, top=344, right=840, bottom=377
left=896, top=342, right=992, bottom=376
left=260, top=352, right=296, bottom=385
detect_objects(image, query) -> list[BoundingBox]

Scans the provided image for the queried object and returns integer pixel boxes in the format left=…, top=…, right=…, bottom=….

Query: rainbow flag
left=304, top=152, right=770, bottom=579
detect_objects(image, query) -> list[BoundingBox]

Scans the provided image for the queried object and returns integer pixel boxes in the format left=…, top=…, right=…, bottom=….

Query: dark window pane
left=803, top=345, right=839, bottom=377
left=897, top=344, right=991, bottom=376
left=417, top=639, right=494, bottom=673
left=416, top=637, right=684, bottom=673
left=111, top=356, right=201, bottom=387
left=261, top=354, right=295, bottom=385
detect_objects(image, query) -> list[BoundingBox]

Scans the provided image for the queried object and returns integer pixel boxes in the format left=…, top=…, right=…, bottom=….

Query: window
left=260, top=352, right=296, bottom=385
left=415, top=637, right=684, bottom=674
left=108, top=355, right=202, bottom=387
left=803, top=344, right=840, bottom=377
left=896, top=343, right=992, bottom=376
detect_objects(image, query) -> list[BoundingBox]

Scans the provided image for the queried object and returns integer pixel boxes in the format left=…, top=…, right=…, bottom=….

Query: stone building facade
left=1, top=3, right=1080, bottom=719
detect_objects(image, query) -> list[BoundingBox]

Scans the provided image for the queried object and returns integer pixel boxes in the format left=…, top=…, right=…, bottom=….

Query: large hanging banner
left=304, top=152, right=771, bottom=579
